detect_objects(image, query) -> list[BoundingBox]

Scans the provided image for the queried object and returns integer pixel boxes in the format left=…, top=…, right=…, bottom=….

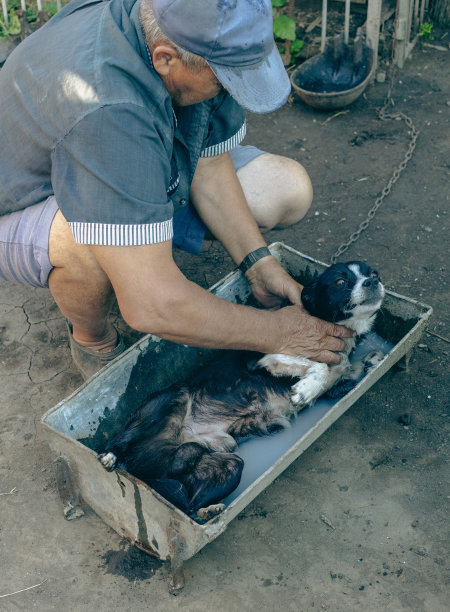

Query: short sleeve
left=200, top=94, right=246, bottom=158
left=51, top=103, right=174, bottom=245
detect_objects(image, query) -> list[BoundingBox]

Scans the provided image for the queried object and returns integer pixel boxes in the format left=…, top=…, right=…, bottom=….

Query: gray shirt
left=0, top=0, right=245, bottom=246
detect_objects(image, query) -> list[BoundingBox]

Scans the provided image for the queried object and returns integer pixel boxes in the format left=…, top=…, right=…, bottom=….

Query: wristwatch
left=238, top=247, right=272, bottom=274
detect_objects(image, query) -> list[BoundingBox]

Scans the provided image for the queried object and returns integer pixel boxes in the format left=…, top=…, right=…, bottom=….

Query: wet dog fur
left=99, top=261, right=385, bottom=521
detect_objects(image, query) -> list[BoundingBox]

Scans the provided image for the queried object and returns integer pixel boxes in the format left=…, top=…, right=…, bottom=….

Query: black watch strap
left=238, top=247, right=272, bottom=274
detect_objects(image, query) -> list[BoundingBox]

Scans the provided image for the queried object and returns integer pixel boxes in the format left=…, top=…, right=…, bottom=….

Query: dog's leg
left=253, top=354, right=314, bottom=378
left=255, top=354, right=331, bottom=408
left=149, top=478, right=190, bottom=513
left=196, top=503, right=226, bottom=521
left=98, top=451, right=117, bottom=471
left=363, top=350, right=384, bottom=373
left=290, top=361, right=331, bottom=407
left=325, top=350, right=385, bottom=399
left=341, top=349, right=385, bottom=382
left=185, top=452, right=244, bottom=517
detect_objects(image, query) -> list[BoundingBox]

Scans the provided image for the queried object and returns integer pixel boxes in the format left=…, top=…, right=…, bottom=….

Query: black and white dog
left=99, top=261, right=385, bottom=521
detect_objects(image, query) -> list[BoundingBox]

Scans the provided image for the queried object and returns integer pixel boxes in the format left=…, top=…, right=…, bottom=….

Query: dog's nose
left=363, top=277, right=379, bottom=288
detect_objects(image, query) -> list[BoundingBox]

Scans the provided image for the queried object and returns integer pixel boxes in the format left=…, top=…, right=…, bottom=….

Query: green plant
left=273, top=13, right=295, bottom=41
left=271, top=0, right=303, bottom=65
left=0, top=1, right=64, bottom=39
left=0, top=11, right=21, bottom=39
left=419, top=22, right=434, bottom=40
left=290, top=38, right=304, bottom=62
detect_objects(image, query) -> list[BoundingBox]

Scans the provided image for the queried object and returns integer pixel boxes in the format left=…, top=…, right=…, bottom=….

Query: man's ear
left=152, top=43, right=179, bottom=76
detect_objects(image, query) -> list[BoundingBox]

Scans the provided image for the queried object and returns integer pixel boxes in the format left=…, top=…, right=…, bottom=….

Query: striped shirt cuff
left=68, top=219, right=173, bottom=246
left=200, top=122, right=246, bottom=158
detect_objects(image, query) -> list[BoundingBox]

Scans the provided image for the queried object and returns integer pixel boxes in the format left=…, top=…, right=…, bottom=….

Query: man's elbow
left=117, top=289, right=184, bottom=338
left=119, top=299, right=164, bottom=336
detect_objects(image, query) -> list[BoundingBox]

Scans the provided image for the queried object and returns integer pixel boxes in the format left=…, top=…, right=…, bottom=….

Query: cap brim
left=208, top=42, right=291, bottom=114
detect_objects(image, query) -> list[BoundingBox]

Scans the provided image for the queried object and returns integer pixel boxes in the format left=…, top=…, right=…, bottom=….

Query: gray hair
left=140, top=0, right=209, bottom=73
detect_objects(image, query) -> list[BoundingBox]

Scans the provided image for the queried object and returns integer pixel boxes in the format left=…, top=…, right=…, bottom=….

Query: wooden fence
left=1, top=0, right=433, bottom=68
left=395, top=0, right=430, bottom=67
left=1, top=0, right=62, bottom=28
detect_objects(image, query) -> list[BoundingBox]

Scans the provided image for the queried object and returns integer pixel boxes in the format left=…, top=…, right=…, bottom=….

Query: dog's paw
left=289, top=362, right=329, bottom=408
left=196, top=503, right=226, bottom=521
left=290, top=390, right=308, bottom=408
left=363, top=350, right=384, bottom=373
left=290, top=383, right=318, bottom=409
left=98, top=452, right=117, bottom=471
left=290, top=390, right=318, bottom=409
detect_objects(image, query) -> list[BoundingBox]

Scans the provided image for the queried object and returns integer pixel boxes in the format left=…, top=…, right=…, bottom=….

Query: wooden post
left=395, top=0, right=411, bottom=68
left=1, top=0, right=9, bottom=28
left=366, top=0, right=383, bottom=71
left=321, top=0, right=328, bottom=52
left=344, top=0, right=351, bottom=44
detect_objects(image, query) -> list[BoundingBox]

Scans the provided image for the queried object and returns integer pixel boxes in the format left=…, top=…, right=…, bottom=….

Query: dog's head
left=301, top=261, right=385, bottom=334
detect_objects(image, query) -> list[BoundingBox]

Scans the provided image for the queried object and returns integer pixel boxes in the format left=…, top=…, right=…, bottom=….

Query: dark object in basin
left=291, top=34, right=374, bottom=110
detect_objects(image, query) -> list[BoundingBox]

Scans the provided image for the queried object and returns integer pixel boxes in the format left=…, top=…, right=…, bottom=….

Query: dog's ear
left=301, top=279, right=318, bottom=314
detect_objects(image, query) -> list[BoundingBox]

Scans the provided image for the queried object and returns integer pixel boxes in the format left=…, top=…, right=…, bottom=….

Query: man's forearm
left=123, top=273, right=353, bottom=363
left=190, top=151, right=305, bottom=309
left=91, top=241, right=353, bottom=364
left=190, top=152, right=267, bottom=265
left=94, top=243, right=279, bottom=352
left=130, top=273, right=283, bottom=352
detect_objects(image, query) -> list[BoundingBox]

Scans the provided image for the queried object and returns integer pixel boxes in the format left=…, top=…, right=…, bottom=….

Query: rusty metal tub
left=41, top=243, right=432, bottom=593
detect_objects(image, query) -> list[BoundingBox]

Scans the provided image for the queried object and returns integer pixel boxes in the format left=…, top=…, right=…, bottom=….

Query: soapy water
left=222, top=332, right=393, bottom=505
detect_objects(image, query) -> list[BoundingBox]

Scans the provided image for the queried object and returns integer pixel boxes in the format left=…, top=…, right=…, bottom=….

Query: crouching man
left=0, top=0, right=353, bottom=379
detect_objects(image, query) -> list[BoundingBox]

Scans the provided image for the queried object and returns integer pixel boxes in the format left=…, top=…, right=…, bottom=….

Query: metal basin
left=290, top=37, right=374, bottom=111
left=41, top=243, right=432, bottom=593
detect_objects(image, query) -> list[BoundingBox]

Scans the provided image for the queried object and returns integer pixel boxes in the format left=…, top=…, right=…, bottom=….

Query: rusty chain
left=329, top=76, right=419, bottom=264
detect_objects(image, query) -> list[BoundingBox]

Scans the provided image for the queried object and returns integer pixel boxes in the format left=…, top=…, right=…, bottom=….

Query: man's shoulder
left=3, top=0, right=170, bottom=134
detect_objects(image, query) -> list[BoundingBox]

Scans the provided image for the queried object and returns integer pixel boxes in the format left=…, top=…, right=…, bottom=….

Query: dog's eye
left=336, top=279, right=346, bottom=287
left=370, top=271, right=378, bottom=278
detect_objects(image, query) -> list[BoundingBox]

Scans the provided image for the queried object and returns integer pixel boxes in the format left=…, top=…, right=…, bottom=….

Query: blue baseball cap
left=153, top=0, right=291, bottom=113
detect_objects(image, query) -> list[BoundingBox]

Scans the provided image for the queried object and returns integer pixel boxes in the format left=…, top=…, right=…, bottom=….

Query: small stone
left=376, top=71, right=386, bottom=83
left=417, top=344, right=429, bottom=350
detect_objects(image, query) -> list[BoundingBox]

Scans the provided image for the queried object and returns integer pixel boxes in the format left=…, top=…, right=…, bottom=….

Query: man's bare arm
left=190, top=152, right=304, bottom=307
left=90, top=240, right=354, bottom=364
left=190, top=152, right=267, bottom=264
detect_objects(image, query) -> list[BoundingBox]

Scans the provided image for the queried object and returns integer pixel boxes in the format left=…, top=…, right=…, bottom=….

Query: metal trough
left=41, top=243, right=432, bottom=593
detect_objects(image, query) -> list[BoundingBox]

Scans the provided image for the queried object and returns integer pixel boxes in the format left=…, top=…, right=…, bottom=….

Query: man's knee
left=237, top=153, right=313, bottom=231
left=48, top=210, right=110, bottom=287
left=272, top=156, right=313, bottom=228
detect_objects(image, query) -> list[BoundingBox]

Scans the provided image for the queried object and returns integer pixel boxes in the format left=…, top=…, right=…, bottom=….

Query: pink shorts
left=0, top=196, right=58, bottom=288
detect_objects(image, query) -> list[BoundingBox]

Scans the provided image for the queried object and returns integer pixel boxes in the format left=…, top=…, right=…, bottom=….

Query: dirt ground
left=1, top=32, right=449, bottom=612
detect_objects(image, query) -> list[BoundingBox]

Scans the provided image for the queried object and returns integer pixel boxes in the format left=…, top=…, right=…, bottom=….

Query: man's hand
left=244, top=255, right=303, bottom=308
left=271, top=305, right=355, bottom=364
left=243, top=256, right=355, bottom=364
